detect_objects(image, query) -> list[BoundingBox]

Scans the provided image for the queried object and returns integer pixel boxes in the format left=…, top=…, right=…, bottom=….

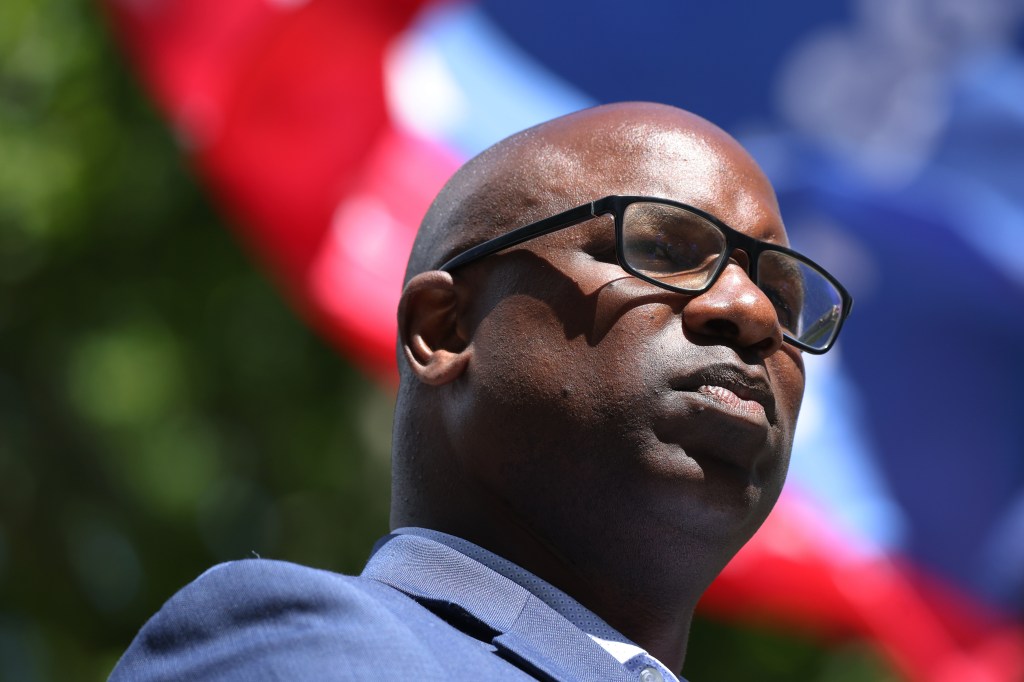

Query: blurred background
left=2, top=0, right=1022, bottom=680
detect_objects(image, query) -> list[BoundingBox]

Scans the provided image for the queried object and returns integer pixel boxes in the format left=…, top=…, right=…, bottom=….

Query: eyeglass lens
left=620, top=201, right=843, bottom=350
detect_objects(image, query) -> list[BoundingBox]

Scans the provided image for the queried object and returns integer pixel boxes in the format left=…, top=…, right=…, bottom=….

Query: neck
left=523, top=527, right=706, bottom=673
left=559, top=560, right=698, bottom=672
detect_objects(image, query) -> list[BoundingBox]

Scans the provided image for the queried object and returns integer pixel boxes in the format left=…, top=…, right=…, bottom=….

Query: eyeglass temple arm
left=438, top=202, right=599, bottom=272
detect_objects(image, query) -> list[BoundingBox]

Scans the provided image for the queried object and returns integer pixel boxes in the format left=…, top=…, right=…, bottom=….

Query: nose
left=681, top=259, right=784, bottom=357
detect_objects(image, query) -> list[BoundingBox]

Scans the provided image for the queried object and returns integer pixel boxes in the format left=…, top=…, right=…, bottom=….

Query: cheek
left=463, top=271, right=675, bottom=457
left=455, top=296, right=641, bottom=507
left=465, top=256, right=658, bottom=405
left=587, top=268, right=678, bottom=336
left=469, top=293, right=643, bottom=419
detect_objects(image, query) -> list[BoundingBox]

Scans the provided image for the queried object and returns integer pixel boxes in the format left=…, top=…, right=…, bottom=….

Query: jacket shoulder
left=110, top=559, right=501, bottom=680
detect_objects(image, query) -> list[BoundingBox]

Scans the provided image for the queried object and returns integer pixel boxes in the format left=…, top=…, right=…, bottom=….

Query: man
left=111, top=102, right=850, bottom=681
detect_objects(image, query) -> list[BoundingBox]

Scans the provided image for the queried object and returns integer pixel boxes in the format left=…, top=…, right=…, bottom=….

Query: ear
left=398, top=271, right=472, bottom=386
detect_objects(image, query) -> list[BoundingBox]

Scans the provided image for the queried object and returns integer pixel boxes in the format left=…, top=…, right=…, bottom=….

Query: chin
left=640, top=446, right=786, bottom=548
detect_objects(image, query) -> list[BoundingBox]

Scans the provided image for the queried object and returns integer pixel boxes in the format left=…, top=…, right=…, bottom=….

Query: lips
left=670, top=363, right=776, bottom=423
left=697, top=384, right=766, bottom=419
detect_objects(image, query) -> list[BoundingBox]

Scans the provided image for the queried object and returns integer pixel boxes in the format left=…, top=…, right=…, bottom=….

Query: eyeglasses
left=439, top=195, right=853, bottom=354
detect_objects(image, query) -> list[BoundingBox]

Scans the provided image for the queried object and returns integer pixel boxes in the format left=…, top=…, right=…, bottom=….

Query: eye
left=622, top=202, right=726, bottom=277
left=628, top=239, right=676, bottom=270
left=627, top=237, right=715, bottom=274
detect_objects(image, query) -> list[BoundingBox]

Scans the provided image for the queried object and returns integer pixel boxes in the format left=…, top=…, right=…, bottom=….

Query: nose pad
left=681, top=262, right=784, bottom=356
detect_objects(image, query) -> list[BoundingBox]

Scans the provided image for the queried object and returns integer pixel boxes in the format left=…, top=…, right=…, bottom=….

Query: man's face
left=449, top=120, right=806, bottom=568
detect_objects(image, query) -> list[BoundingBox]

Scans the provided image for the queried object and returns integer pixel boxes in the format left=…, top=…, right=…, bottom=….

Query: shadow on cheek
left=469, top=250, right=687, bottom=347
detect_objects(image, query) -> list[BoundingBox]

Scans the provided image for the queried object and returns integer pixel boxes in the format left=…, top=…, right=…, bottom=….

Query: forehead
left=538, top=122, right=787, bottom=246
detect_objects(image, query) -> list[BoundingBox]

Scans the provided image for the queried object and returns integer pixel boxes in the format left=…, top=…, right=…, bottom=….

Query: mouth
left=696, top=384, right=767, bottom=419
left=670, top=364, right=776, bottom=424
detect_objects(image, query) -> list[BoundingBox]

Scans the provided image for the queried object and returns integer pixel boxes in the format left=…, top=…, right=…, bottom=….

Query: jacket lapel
left=363, top=533, right=633, bottom=682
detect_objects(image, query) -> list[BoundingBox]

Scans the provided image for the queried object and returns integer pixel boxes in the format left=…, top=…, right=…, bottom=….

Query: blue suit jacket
left=110, top=532, right=639, bottom=680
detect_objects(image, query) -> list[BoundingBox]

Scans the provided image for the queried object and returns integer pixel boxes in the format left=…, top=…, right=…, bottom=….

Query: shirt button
left=639, top=666, right=664, bottom=682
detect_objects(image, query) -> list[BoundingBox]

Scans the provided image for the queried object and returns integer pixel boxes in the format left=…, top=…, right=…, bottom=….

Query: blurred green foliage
left=0, top=1, right=899, bottom=680
left=0, top=1, right=393, bottom=678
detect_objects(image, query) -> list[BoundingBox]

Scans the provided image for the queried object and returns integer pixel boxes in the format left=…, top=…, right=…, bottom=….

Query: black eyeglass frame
left=438, top=195, right=853, bottom=354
